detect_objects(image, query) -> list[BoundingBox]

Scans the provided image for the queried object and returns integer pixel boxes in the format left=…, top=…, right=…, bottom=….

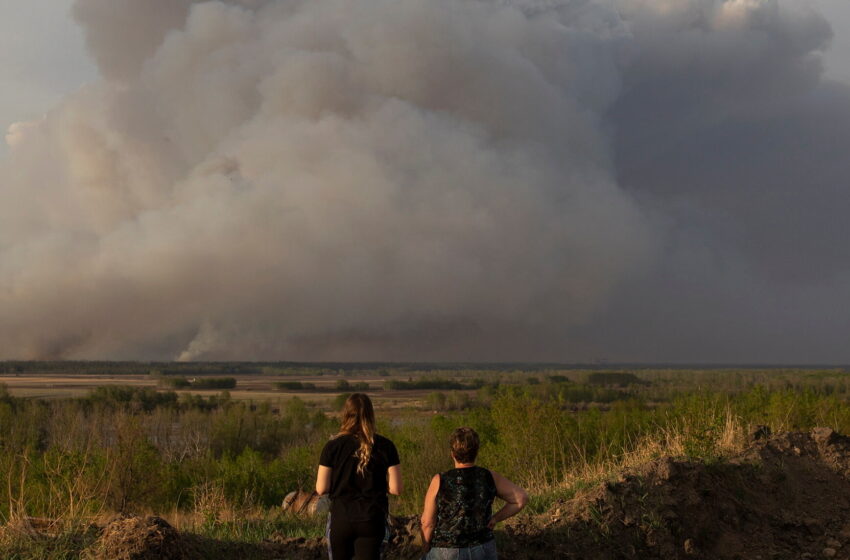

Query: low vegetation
left=2, top=365, right=850, bottom=557
left=384, top=377, right=485, bottom=391
left=157, top=376, right=238, bottom=390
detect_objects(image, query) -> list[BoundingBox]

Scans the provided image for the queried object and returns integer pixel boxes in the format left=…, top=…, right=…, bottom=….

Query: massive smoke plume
left=0, top=0, right=847, bottom=362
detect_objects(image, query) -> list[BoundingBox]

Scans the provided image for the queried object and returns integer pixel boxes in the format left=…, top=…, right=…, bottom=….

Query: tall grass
left=2, top=370, right=850, bottom=556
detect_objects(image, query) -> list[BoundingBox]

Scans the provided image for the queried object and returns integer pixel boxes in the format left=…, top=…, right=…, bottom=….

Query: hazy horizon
left=4, top=359, right=850, bottom=370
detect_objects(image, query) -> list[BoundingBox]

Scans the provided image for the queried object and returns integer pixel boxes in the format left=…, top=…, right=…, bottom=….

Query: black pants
left=327, top=511, right=385, bottom=560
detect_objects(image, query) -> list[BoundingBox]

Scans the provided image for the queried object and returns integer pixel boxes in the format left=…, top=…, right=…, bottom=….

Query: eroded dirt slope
left=500, top=428, right=850, bottom=559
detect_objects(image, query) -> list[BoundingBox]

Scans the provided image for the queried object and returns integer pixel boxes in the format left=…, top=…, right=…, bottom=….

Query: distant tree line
left=384, top=377, right=486, bottom=391
left=158, top=377, right=237, bottom=390
left=275, top=379, right=371, bottom=392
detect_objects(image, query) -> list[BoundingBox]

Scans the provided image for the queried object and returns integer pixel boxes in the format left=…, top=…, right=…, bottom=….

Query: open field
left=3, top=361, right=850, bottom=408
left=0, top=371, right=445, bottom=407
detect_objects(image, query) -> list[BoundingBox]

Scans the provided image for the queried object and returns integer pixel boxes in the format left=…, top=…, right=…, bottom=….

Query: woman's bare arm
left=420, top=474, right=441, bottom=546
left=488, top=471, right=528, bottom=528
left=387, top=464, right=403, bottom=495
left=315, top=465, right=332, bottom=495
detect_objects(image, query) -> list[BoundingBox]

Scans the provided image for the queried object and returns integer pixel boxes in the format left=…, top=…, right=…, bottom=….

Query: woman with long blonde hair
left=317, top=393, right=403, bottom=559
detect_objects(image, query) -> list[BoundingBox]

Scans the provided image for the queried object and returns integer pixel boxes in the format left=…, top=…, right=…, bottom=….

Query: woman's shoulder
left=324, top=432, right=354, bottom=449
left=453, top=466, right=496, bottom=486
left=320, top=433, right=355, bottom=466
left=443, top=465, right=490, bottom=474
left=373, top=434, right=400, bottom=464
left=476, top=465, right=496, bottom=479
left=374, top=433, right=398, bottom=448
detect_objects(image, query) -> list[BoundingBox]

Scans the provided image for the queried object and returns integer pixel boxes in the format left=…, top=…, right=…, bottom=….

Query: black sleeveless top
left=431, top=466, right=497, bottom=548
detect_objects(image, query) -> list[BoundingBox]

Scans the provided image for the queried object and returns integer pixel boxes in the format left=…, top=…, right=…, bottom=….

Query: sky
left=0, top=0, right=95, bottom=156
left=1, top=0, right=850, bottom=364
left=3, top=0, right=849, bottom=140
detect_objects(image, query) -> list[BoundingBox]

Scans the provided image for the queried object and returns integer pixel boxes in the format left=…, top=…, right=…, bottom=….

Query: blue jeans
left=424, top=539, right=498, bottom=560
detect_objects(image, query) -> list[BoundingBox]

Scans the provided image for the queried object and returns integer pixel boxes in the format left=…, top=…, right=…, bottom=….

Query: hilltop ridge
left=33, top=427, right=850, bottom=559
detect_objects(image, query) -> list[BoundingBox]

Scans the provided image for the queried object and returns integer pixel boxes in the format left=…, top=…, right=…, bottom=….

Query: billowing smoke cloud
left=0, top=0, right=847, bottom=362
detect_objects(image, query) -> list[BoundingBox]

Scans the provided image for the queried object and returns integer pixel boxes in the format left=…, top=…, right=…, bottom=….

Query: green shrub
left=193, top=377, right=237, bottom=390
left=384, top=377, right=481, bottom=391
left=426, top=392, right=447, bottom=410
left=332, top=393, right=351, bottom=410
left=161, top=377, right=191, bottom=389
left=587, top=372, right=648, bottom=387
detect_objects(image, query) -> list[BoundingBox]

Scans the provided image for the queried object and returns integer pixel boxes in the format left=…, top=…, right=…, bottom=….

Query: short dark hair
left=450, top=427, right=480, bottom=463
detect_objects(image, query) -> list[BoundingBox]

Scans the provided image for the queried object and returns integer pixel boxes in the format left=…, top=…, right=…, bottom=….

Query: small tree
left=333, top=393, right=351, bottom=410
left=335, top=380, right=351, bottom=391
left=426, top=392, right=447, bottom=411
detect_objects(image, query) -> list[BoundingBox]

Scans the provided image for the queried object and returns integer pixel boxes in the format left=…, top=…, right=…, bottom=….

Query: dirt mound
left=501, top=428, right=850, bottom=559
left=90, top=515, right=186, bottom=560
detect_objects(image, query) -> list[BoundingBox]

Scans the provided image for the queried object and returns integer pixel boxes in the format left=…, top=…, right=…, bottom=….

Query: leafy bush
left=426, top=392, right=447, bottom=410
left=384, top=377, right=484, bottom=391
left=193, top=377, right=237, bottom=390
left=332, top=393, right=351, bottom=410
left=587, top=372, right=648, bottom=387
left=277, top=381, right=305, bottom=390
left=160, top=377, right=236, bottom=390
left=83, top=386, right=180, bottom=411
left=160, top=377, right=192, bottom=389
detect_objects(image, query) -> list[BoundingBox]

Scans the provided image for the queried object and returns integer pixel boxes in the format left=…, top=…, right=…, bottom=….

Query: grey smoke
left=0, top=0, right=847, bottom=362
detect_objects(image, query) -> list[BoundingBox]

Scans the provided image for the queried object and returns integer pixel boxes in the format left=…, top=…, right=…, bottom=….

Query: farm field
left=0, top=373, right=438, bottom=406
left=0, top=361, right=475, bottom=407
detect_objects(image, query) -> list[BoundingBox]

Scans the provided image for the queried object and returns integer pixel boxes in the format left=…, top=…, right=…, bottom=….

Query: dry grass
left=554, top=409, right=747, bottom=498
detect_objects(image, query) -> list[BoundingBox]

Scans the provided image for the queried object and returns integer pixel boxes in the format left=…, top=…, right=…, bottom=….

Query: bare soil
left=499, top=427, right=850, bottom=559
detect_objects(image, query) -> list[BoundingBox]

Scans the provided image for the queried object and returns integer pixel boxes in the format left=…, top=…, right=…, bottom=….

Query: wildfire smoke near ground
left=1, top=0, right=849, bottom=363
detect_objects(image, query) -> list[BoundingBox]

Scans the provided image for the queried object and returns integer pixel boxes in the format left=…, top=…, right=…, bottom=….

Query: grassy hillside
left=2, top=366, right=850, bottom=557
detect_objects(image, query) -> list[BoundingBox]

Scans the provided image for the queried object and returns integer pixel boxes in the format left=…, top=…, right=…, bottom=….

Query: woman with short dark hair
left=420, top=427, right=528, bottom=559
left=316, top=393, right=403, bottom=560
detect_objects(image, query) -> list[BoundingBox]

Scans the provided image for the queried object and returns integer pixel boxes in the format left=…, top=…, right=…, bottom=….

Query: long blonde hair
left=338, top=393, right=376, bottom=475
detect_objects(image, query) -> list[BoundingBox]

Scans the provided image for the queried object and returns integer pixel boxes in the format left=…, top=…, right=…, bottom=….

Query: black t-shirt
left=319, top=433, right=400, bottom=522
